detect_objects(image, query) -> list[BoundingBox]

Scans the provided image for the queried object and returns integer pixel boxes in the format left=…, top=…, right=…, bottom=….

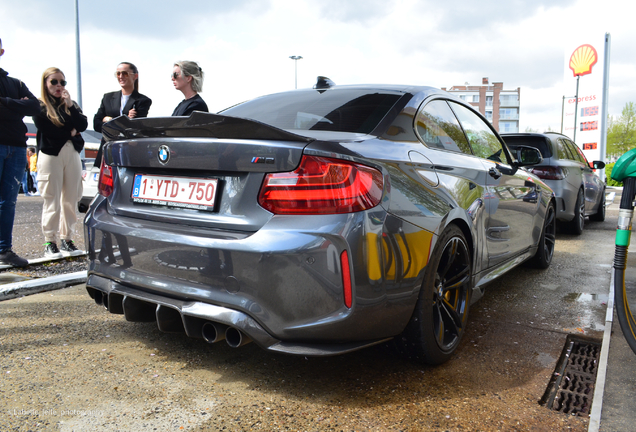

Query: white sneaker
left=60, top=240, right=85, bottom=257
left=44, top=242, right=63, bottom=259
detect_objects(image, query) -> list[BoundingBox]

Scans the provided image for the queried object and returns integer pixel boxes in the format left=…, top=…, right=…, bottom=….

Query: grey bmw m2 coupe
left=84, top=78, right=555, bottom=364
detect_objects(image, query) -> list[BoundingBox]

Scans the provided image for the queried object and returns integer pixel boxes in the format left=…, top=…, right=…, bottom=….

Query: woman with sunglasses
left=171, top=61, right=208, bottom=116
left=32, top=67, right=87, bottom=258
left=94, top=62, right=151, bottom=131
left=93, top=62, right=152, bottom=166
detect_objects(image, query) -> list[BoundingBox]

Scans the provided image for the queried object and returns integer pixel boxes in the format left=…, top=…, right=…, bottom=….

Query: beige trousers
left=37, top=142, right=83, bottom=243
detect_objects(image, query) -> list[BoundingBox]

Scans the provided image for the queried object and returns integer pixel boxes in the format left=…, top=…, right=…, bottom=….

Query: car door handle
left=488, top=167, right=502, bottom=179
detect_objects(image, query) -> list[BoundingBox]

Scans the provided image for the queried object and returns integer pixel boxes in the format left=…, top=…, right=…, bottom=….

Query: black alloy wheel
left=401, top=225, right=472, bottom=365
left=568, top=189, right=585, bottom=235
left=531, top=201, right=556, bottom=269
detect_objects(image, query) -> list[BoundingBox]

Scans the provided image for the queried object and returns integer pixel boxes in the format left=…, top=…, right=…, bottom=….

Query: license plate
left=131, top=174, right=218, bottom=210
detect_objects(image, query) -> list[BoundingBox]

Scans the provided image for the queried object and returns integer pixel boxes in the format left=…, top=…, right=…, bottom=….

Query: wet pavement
left=0, top=192, right=630, bottom=430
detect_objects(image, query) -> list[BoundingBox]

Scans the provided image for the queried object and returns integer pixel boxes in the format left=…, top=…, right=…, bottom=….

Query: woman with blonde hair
left=33, top=67, right=87, bottom=258
left=171, top=61, right=208, bottom=116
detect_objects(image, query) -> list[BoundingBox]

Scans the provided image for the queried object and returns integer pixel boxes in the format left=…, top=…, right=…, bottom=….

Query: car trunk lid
left=99, top=113, right=314, bottom=232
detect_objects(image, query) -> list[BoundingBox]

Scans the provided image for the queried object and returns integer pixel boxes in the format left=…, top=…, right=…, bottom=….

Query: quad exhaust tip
left=202, top=322, right=226, bottom=344
left=226, top=326, right=252, bottom=348
left=86, top=286, right=255, bottom=349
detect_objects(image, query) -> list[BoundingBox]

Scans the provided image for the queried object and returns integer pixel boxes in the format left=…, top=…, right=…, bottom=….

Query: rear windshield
left=502, top=135, right=552, bottom=158
left=221, top=89, right=402, bottom=134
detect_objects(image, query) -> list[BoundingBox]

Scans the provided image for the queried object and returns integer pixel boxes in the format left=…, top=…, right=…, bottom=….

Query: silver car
left=501, top=132, right=605, bottom=235
left=79, top=158, right=99, bottom=213
left=84, top=80, right=555, bottom=364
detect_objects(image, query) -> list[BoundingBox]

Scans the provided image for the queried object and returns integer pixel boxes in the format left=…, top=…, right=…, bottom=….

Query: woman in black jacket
left=33, top=67, right=87, bottom=258
left=171, top=61, right=208, bottom=116
left=93, top=62, right=151, bottom=166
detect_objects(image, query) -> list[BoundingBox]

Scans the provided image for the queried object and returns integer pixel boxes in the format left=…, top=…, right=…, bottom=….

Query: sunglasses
left=172, top=72, right=181, bottom=80
left=115, top=71, right=132, bottom=77
left=50, top=79, right=67, bottom=86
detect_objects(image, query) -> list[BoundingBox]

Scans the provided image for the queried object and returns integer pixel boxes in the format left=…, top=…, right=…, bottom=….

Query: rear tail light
left=529, top=166, right=565, bottom=180
left=98, top=163, right=114, bottom=197
left=258, top=155, right=383, bottom=215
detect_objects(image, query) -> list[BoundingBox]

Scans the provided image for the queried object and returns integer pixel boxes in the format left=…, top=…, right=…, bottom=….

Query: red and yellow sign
left=569, top=44, right=598, bottom=77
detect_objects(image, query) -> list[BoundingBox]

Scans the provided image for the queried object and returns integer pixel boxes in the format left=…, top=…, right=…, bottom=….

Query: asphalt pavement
left=3, top=190, right=636, bottom=431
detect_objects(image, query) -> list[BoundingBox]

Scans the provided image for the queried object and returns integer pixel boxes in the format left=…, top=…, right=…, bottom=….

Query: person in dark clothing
left=94, top=62, right=151, bottom=167
left=0, top=38, right=41, bottom=267
left=171, top=61, right=208, bottom=116
left=33, top=67, right=87, bottom=259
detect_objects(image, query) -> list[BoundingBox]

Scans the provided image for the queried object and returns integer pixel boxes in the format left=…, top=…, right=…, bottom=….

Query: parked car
left=501, top=132, right=605, bottom=234
left=84, top=79, right=555, bottom=365
left=79, top=158, right=99, bottom=213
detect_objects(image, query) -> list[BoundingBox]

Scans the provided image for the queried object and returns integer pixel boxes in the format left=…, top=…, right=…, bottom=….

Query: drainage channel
left=540, top=334, right=602, bottom=416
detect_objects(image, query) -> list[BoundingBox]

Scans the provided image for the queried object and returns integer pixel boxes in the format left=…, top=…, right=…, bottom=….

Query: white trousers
left=37, top=142, right=83, bottom=243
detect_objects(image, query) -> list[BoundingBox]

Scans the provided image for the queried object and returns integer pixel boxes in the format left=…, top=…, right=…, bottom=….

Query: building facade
left=442, top=77, right=520, bottom=133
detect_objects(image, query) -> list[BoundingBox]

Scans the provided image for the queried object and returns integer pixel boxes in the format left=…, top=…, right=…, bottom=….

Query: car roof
left=234, top=83, right=449, bottom=103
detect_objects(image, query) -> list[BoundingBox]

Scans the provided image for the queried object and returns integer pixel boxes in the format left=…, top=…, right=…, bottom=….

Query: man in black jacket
left=0, top=38, right=41, bottom=267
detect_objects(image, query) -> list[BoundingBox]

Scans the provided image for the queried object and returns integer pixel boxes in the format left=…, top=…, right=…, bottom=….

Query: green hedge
left=606, top=162, right=623, bottom=187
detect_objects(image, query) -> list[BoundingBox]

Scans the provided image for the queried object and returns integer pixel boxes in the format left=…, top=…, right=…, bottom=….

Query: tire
left=567, top=189, right=585, bottom=235
left=530, top=201, right=556, bottom=269
left=399, top=225, right=472, bottom=365
left=589, top=191, right=606, bottom=222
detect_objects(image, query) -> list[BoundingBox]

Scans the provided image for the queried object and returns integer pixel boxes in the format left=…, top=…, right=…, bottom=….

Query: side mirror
left=512, top=146, right=543, bottom=167
left=592, top=160, right=606, bottom=170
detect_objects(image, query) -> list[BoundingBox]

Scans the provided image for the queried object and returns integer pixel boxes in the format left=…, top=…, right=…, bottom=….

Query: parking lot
left=0, top=194, right=618, bottom=431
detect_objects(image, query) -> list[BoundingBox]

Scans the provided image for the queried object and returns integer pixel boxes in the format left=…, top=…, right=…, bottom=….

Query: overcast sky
left=1, top=0, right=633, bottom=132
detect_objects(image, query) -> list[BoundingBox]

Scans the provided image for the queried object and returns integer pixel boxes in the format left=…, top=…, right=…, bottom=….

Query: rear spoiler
left=102, top=111, right=313, bottom=143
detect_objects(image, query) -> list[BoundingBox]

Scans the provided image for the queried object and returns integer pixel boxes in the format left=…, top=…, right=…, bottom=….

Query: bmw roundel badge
left=158, top=145, right=170, bottom=164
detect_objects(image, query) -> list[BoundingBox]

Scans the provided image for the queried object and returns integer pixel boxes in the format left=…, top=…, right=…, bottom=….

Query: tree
left=608, top=102, right=636, bottom=158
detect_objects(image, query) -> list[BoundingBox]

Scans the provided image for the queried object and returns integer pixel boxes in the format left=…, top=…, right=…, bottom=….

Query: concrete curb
left=588, top=265, right=615, bottom=432
left=0, top=271, right=87, bottom=302
left=0, top=253, right=87, bottom=271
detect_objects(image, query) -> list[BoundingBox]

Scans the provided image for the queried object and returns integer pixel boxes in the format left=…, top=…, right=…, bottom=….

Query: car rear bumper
left=84, top=197, right=430, bottom=352
left=542, top=179, right=575, bottom=221
left=85, top=274, right=392, bottom=356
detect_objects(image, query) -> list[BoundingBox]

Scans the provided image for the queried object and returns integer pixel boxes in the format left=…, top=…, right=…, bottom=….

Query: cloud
left=1, top=0, right=634, bottom=136
left=3, top=0, right=273, bottom=40
left=316, top=0, right=395, bottom=24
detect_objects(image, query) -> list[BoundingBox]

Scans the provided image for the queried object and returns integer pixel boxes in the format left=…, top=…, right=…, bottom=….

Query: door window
left=414, top=100, right=471, bottom=155
left=556, top=139, right=573, bottom=160
left=569, top=140, right=591, bottom=166
left=565, top=140, right=585, bottom=164
left=449, top=102, right=507, bottom=163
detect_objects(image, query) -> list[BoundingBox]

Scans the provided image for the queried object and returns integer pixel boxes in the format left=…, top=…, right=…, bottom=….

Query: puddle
left=562, top=293, right=608, bottom=333
left=536, top=352, right=557, bottom=368
left=562, top=292, right=609, bottom=304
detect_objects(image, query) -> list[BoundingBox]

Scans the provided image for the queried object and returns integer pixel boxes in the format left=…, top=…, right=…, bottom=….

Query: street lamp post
left=75, top=0, right=82, bottom=108
left=289, top=55, right=302, bottom=89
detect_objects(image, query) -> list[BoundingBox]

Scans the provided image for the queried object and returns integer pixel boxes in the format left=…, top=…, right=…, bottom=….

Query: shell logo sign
left=569, top=44, right=598, bottom=77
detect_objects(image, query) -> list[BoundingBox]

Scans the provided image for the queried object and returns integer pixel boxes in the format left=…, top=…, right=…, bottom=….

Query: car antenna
left=314, top=76, right=335, bottom=91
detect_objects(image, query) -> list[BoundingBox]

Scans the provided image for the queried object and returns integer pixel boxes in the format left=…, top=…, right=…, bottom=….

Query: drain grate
left=540, top=335, right=601, bottom=416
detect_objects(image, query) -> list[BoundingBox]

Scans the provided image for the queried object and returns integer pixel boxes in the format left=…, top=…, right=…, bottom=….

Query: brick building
left=442, top=77, right=520, bottom=133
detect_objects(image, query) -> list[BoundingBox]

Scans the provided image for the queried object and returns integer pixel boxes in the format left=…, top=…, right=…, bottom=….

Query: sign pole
left=573, top=76, right=580, bottom=143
